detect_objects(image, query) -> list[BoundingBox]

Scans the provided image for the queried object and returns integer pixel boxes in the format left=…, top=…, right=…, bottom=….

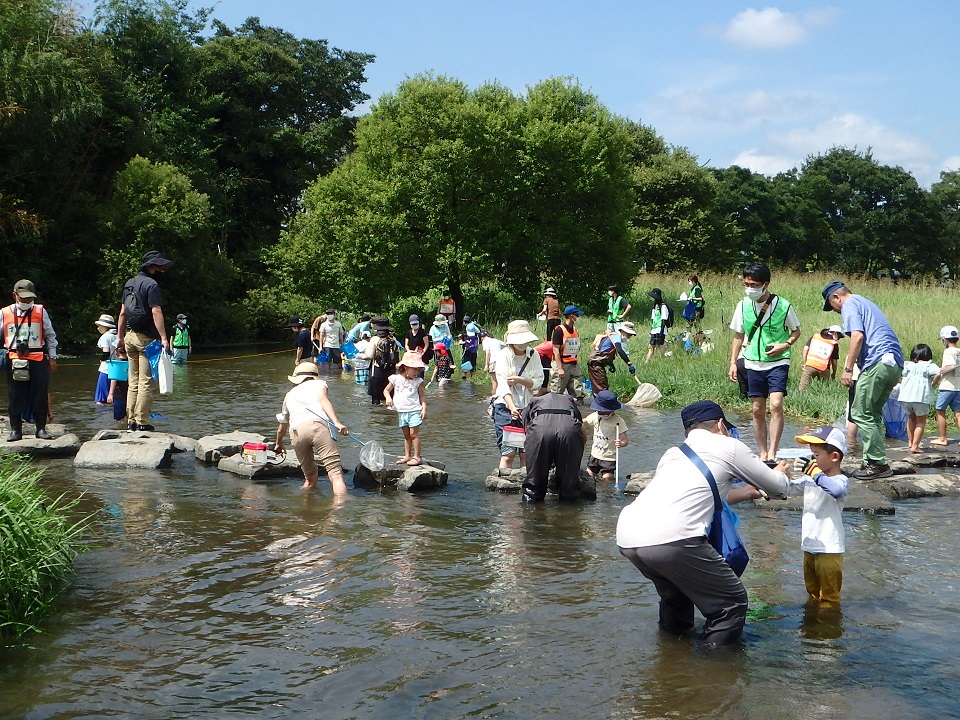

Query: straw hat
left=434, top=314, right=448, bottom=326
left=503, top=319, right=538, bottom=345
left=397, top=351, right=427, bottom=370
left=617, top=321, right=637, bottom=336
left=288, top=361, right=320, bottom=384
left=94, top=313, right=116, bottom=329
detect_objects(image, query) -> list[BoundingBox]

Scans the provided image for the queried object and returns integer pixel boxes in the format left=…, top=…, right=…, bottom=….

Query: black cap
left=285, top=316, right=304, bottom=328
left=681, top=400, right=732, bottom=430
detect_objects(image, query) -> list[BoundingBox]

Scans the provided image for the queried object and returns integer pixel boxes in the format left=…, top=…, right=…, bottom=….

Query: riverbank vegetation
left=0, top=456, right=90, bottom=643
left=3, top=1, right=960, bottom=350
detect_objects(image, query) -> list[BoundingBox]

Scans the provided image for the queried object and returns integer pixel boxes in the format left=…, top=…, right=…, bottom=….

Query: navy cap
left=681, top=400, right=733, bottom=430
left=821, top=281, right=846, bottom=311
left=590, top=390, right=622, bottom=412
left=563, top=305, right=584, bottom=317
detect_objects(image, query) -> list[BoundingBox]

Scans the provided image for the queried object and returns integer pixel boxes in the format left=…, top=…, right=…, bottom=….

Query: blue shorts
left=746, top=365, right=789, bottom=398
left=935, top=390, right=960, bottom=412
left=398, top=410, right=423, bottom=428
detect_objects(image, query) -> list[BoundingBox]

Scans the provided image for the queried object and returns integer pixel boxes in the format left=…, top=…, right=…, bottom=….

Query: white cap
left=940, top=326, right=959, bottom=340
left=795, top=426, right=848, bottom=456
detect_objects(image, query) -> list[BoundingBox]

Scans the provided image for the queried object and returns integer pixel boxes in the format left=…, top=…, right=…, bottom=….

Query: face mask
left=16, top=301, right=34, bottom=312
left=607, top=291, right=614, bottom=297
left=744, top=285, right=765, bottom=301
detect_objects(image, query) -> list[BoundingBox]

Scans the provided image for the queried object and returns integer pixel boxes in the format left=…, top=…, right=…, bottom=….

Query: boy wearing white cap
left=932, top=325, right=960, bottom=447
left=792, top=426, right=850, bottom=606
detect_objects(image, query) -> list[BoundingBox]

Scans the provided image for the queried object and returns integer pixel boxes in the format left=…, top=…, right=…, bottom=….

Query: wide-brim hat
left=503, top=319, right=538, bottom=345
left=288, top=361, right=320, bottom=384
left=795, top=426, right=847, bottom=457
left=285, top=316, right=304, bottom=328
left=590, top=390, right=622, bottom=412
left=821, top=281, right=846, bottom=311
left=434, top=314, right=448, bottom=326
left=140, top=250, right=173, bottom=270
left=544, top=287, right=557, bottom=297
left=617, top=321, right=637, bottom=336
left=94, top=313, right=117, bottom=328
left=681, top=400, right=733, bottom=430
left=647, top=288, right=663, bottom=300
left=397, top=351, right=427, bottom=370
left=13, top=279, right=37, bottom=299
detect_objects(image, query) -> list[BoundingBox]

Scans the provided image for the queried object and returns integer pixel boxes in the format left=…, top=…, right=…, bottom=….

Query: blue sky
left=196, top=1, right=958, bottom=187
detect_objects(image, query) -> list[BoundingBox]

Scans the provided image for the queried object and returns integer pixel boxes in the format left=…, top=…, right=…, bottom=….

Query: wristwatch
left=843, top=366, right=854, bottom=373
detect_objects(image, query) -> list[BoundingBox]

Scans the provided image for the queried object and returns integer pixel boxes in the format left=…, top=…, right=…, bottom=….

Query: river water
left=1, top=350, right=958, bottom=719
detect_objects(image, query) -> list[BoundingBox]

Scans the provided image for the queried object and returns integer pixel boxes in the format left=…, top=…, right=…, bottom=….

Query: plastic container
left=106, top=359, right=129, bottom=381
left=502, top=425, right=525, bottom=448
left=242, top=442, right=268, bottom=464
left=460, top=360, right=474, bottom=372
left=341, top=339, right=357, bottom=358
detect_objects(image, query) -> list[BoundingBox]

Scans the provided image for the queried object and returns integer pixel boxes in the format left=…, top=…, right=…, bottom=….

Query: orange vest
left=804, top=333, right=837, bottom=372
left=559, top=324, right=581, bottom=363
left=3, top=304, right=46, bottom=361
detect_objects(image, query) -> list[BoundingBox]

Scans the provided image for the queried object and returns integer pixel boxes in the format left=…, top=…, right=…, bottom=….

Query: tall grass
left=466, top=270, right=952, bottom=424
left=0, top=456, right=90, bottom=642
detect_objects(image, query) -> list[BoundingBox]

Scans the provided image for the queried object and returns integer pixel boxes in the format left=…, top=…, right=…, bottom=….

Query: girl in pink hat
left=384, top=352, right=429, bottom=465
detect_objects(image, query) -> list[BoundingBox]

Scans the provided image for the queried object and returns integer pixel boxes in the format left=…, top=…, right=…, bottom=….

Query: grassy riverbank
left=0, top=457, right=90, bottom=643
left=467, top=271, right=954, bottom=425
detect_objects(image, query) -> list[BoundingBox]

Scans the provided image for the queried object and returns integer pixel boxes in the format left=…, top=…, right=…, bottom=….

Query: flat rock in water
left=353, top=461, right=447, bottom=491
left=624, top=471, right=654, bottom=495
left=0, top=431, right=82, bottom=458
left=861, top=472, right=960, bottom=500
left=217, top=452, right=305, bottom=479
left=74, top=432, right=175, bottom=469
left=764, top=478, right=895, bottom=515
left=195, top=431, right=268, bottom=464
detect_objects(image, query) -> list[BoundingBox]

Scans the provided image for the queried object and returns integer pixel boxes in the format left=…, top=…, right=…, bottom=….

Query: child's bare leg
left=909, top=413, right=924, bottom=451
left=934, top=410, right=950, bottom=444
left=499, top=450, right=517, bottom=470
left=411, top=428, right=422, bottom=461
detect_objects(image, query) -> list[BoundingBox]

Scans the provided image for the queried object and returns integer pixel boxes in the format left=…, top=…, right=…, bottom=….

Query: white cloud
left=941, top=156, right=960, bottom=173
left=719, top=7, right=839, bottom=49
left=731, top=149, right=793, bottom=175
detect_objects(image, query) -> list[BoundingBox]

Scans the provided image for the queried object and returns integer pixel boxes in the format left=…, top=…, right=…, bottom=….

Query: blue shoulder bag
left=679, top=443, right=750, bottom=576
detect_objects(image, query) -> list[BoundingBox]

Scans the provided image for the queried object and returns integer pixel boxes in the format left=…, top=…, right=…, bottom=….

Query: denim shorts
left=935, top=390, right=960, bottom=412
left=398, top=410, right=423, bottom=428
left=746, top=365, right=789, bottom=397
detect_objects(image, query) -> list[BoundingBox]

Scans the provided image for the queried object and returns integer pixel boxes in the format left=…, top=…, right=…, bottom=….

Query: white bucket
left=502, top=425, right=525, bottom=448
left=242, top=442, right=268, bottom=464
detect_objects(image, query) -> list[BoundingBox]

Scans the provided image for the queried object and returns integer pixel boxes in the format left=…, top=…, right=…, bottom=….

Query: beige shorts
left=291, top=419, right=342, bottom=478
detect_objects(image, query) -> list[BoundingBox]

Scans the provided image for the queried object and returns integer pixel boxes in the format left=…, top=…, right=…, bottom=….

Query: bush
left=0, top=456, right=90, bottom=642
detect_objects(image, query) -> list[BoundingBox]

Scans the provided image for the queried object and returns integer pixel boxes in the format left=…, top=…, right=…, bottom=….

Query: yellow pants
left=803, top=551, right=843, bottom=604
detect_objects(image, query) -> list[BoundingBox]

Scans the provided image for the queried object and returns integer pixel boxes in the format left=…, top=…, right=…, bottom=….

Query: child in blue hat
left=583, top=390, right=628, bottom=480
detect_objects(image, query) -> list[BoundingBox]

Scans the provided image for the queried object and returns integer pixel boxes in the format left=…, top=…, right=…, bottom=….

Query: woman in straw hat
left=275, top=361, right=350, bottom=493
left=491, top=320, right=544, bottom=474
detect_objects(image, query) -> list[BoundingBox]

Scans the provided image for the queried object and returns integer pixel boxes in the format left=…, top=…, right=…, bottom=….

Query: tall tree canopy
left=262, top=75, right=637, bottom=326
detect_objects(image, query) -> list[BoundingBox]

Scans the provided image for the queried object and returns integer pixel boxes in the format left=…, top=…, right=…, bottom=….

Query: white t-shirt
left=729, top=296, right=801, bottom=371
left=320, top=320, right=344, bottom=349
left=939, top=346, right=960, bottom=391
left=493, top=346, right=544, bottom=409
left=616, top=429, right=790, bottom=548
left=352, top=339, right=371, bottom=369
left=278, top=379, right=331, bottom=432
left=97, top=330, right=118, bottom=374
left=789, top=475, right=848, bottom=553
left=388, top=374, right=424, bottom=412
left=482, top=336, right=504, bottom=371
left=583, top=411, right=626, bottom=461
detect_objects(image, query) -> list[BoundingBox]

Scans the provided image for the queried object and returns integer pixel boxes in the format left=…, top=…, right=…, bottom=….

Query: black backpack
left=662, top=303, right=675, bottom=329
left=122, top=282, right=149, bottom=332
left=375, top=337, right=399, bottom=369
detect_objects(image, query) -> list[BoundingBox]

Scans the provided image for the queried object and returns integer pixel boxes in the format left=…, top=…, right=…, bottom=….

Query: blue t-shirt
left=347, top=321, right=371, bottom=342
left=840, top=294, right=903, bottom=369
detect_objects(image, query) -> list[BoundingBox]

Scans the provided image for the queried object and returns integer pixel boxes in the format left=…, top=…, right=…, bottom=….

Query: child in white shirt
left=582, top=390, right=628, bottom=480
left=384, top=352, right=428, bottom=466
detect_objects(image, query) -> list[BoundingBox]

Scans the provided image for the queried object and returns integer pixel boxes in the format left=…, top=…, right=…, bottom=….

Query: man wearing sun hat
left=3, top=279, right=59, bottom=441
left=822, top=280, right=902, bottom=479
left=587, top=321, right=637, bottom=393
left=275, top=361, right=350, bottom=493
left=617, top=400, right=791, bottom=648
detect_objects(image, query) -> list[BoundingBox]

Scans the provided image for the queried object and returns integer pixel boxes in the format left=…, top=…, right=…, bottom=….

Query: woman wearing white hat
left=491, top=320, right=544, bottom=474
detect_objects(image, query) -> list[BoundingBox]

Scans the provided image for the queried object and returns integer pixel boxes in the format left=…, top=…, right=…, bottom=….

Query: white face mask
left=744, top=285, right=765, bottom=302
left=16, top=301, right=34, bottom=312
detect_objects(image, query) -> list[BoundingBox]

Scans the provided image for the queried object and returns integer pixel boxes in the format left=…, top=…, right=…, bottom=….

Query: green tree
left=930, top=169, right=960, bottom=279
left=262, top=75, right=636, bottom=327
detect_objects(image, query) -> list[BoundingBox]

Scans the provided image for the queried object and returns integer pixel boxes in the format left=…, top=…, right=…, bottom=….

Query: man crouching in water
left=616, top=400, right=791, bottom=649
left=275, top=361, right=350, bottom=493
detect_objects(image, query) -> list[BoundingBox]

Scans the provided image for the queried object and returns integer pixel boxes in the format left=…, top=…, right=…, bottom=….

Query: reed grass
left=0, top=455, right=91, bottom=643
left=465, top=270, right=953, bottom=425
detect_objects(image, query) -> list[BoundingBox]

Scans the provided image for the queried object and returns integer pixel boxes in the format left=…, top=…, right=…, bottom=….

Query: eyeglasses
left=743, top=280, right=764, bottom=289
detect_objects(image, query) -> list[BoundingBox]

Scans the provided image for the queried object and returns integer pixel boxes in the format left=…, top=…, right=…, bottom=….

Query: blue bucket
left=341, top=339, right=357, bottom=359
left=106, top=359, right=129, bottom=382
left=460, top=360, right=474, bottom=372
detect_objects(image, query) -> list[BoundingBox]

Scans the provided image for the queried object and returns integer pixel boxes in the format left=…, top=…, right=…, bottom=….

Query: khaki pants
left=550, top=361, right=584, bottom=399
left=291, top=419, right=343, bottom=480
left=125, top=331, right=156, bottom=426
left=798, top=364, right=829, bottom=391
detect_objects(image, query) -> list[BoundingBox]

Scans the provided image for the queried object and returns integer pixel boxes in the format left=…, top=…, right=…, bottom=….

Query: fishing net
left=359, top=440, right=385, bottom=471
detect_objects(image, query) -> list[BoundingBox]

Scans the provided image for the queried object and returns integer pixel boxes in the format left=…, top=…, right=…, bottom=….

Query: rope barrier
left=53, top=348, right=290, bottom=367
